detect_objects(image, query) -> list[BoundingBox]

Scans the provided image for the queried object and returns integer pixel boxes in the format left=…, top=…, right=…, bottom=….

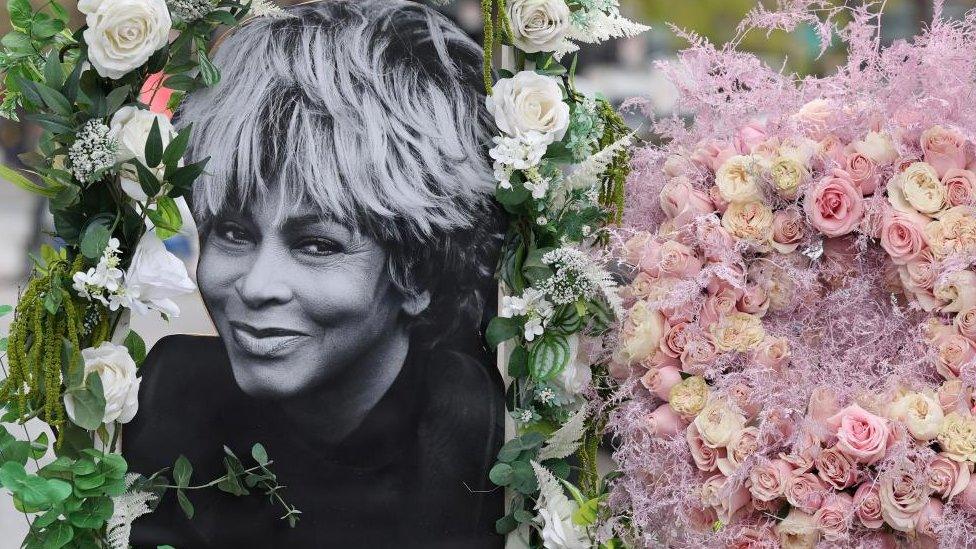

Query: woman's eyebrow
left=278, top=214, right=351, bottom=238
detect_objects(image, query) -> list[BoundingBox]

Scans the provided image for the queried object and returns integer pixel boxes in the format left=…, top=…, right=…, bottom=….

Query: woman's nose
left=234, top=246, right=293, bottom=308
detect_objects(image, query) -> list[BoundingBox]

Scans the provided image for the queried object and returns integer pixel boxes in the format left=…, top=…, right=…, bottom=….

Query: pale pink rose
left=659, top=323, right=689, bottom=359
left=814, top=493, right=854, bottom=542
left=644, top=403, right=685, bottom=437
left=933, top=331, right=976, bottom=379
left=826, top=404, right=889, bottom=464
left=735, top=121, right=768, bottom=155
left=815, top=446, right=859, bottom=490
left=683, top=503, right=717, bottom=532
left=776, top=508, right=820, bottom=549
left=807, top=386, right=840, bottom=435
left=853, top=482, right=884, bottom=529
left=696, top=219, right=736, bottom=262
left=943, top=168, right=976, bottom=207
left=718, top=426, right=760, bottom=475
left=899, top=252, right=943, bottom=312
left=938, top=379, right=973, bottom=414
left=727, top=384, right=760, bottom=420
left=693, top=140, right=737, bottom=172
left=794, top=99, right=832, bottom=140
left=846, top=151, right=880, bottom=195
left=748, top=458, right=793, bottom=501
left=663, top=154, right=696, bottom=178
left=955, top=306, right=976, bottom=340
left=660, top=177, right=715, bottom=226
left=641, top=366, right=683, bottom=401
left=916, top=498, right=944, bottom=545
left=878, top=470, right=930, bottom=532
left=781, top=428, right=822, bottom=472
left=804, top=169, right=865, bottom=237
left=785, top=472, right=828, bottom=513
left=708, top=185, right=729, bottom=214
left=705, top=266, right=746, bottom=296
left=761, top=408, right=797, bottom=447
left=699, top=288, right=741, bottom=328
left=679, top=335, right=719, bottom=373
left=626, top=271, right=655, bottom=300
left=686, top=422, right=723, bottom=472
left=623, top=232, right=658, bottom=270
left=956, top=476, right=976, bottom=513
left=928, top=453, right=972, bottom=500
left=819, top=134, right=848, bottom=167
left=750, top=336, right=791, bottom=372
left=700, top=474, right=751, bottom=524
left=935, top=270, right=976, bottom=313
left=655, top=240, right=702, bottom=279
left=736, top=284, right=769, bottom=316
left=880, top=208, right=929, bottom=265
left=921, top=125, right=967, bottom=178
left=727, top=525, right=777, bottom=549
left=644, top=350, right=681, bottom=370
left=751, top=496, right=786, bottom=515
left=771, top=207, right=805, bottom=254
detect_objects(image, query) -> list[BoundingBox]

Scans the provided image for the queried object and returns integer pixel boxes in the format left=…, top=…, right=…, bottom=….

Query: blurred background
left=0, top=0, right=974, bottom=542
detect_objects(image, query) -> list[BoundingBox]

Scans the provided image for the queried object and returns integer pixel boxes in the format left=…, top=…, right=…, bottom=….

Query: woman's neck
left=277, top=331, right=413, bottom=445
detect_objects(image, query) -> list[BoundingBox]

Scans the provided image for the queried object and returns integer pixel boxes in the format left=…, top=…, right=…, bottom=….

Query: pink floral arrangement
left=607, top=2, right=976, bottom=547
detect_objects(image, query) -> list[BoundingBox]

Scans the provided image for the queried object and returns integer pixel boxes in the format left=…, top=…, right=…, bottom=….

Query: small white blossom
left=493, top=162, right=514, bottom=190
left=536, top=386, right=556, bottom=405
left=69, top=120, right=117, bottom=183
left=537, top=216, right=549, bottom=226
left=489, top=132, right=550, bottom=171
left=539, top=246, right=622, bottom=314
left=73, top=238, right=124, bottom=305
left=524, top=316, right=545, bottom=341
left=166, top=0, right=216, bottom=21
left=501, top=295, right=529, bottom=318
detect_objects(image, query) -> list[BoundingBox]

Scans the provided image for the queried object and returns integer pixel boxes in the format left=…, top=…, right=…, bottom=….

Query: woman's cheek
left=197, top=243, right=245, bottom=307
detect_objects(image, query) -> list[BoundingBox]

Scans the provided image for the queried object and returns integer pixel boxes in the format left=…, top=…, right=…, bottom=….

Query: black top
left=124, top=334, right=505, bottom=548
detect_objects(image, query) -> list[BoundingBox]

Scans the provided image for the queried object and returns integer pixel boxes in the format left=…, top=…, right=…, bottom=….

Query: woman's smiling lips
left=229, top=321, right=309, bottom=358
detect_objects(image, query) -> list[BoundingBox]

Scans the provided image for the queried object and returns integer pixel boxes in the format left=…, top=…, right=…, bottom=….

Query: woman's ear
left=401, top=290, right=431, bottom=317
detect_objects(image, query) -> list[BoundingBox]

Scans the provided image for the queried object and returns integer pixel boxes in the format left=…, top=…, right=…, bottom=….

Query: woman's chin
left=229, top=362, right=312, bottom=400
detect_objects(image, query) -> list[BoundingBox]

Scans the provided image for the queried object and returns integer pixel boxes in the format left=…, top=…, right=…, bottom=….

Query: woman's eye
left=295, top=238, right=341, bottom=257
left=215, top=222, right=253, bottom=246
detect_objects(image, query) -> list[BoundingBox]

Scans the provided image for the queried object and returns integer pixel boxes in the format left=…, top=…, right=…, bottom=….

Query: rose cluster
left=611, top=103, right=976, bottom=547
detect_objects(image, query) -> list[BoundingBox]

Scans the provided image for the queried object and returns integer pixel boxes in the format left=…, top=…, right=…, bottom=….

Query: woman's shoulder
left=137, top=334, right=232, bottom=402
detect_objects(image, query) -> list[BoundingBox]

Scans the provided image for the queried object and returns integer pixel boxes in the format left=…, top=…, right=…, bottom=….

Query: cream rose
left=855, top=131, right=899, bottom=165
left=924, top=206, right=976, bottom=258
left=888, top=391, right=944, bottom=441
left=938, top=412, right=976, bottom=462
left=486, top=71, right=569, bottom=144
left=776, top=509, right=820, bottom=549
left=700, top=474, right=750, bottom=524
left=693, top=399, right=747, bottom=449
left=715, top=155, right=764, bottom=203
left=769, top=156, right=809, bottom=200
left=79, top=0, right=172, bottom=80
left=935, top=270, right=976, bottom=313
left=109, top=106, right=177, bottom=201
left=616, top=301, right=667, bottom=365
left=722, top=201, right=774, bottom=246
left=64, top=342, right=140, bottom=425
left=889, top=162, right=947, bottom=216
left=879, top=470, right=930, bottom=532
left=669, top=376, right=709, bottom=418
left=507, top=0, right=571, bottom=53
left=712, top=312, right=765, bottom=353
left=718, top=426, right=759, bottom=474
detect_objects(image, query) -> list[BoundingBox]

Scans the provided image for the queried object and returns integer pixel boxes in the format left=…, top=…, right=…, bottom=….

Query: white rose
left=538, top=488, right=588, bottom=549
left=108, top=106, right=177, bottom=201
left=79, top=0, right=172, bottom=80
left=715, top=155, right=764, bottom=203
left=65, top=342, right=140, bottom=424
left=889, top=391, right=944, bottom=441
left=507, top=0, right=571, bottom=54
left=486, top=71, right=569, bottom=144
left=934, top=270, right=976, bottom=313
left=121, top=230, right=196, bottom=317
left=888, top=162, right=947, bottom=216
left=855, top=131, right=899, bottom=165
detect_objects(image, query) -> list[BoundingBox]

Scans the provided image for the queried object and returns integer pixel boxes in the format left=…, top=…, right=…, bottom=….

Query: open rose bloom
left=605, top=3, right=976, bottom=548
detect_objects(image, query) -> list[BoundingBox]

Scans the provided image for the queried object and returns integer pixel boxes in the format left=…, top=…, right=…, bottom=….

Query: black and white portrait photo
left=123, top=1, right=507, bottom=546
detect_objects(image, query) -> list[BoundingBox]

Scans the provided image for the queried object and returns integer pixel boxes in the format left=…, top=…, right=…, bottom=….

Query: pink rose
left=748, top=458, right=793, bottom=502
left=683, top=503, right=717, bottom=532
left=785, top=472, right=828, bottom=513
left=771, top=207, right=805, bottom=254
left=699, top=288, right=740, bottom=328
left=735, top=121, right=768, bottom=155
left=853, top=482, right=884, bottom=529
left=718, top=426, right=760, bottom=475
left=956, top=476, right=976, bottom=513
left=921, top=125, right=967, bottom=178
left=943, top=168, right=976, bottom=207
left=933, top=331, right=976, bottom=379
left=794, top=99, right=832, bottom=140
left=955, top=306, right=976, bottom=340
left=727, top=383, right=760, bottom=420
left=845, top=151, right=880, bottom=195
left=736, top=284, right=769, bottom=316
left=814, top=493, right=854, bottom=542
left=880, top=208, right=929, bottom=265
left=878, top=470, right=929, bottom=532
left=826, top=404, right=889, bottom=464
left=750, top=336, right=791, bottom=372
left=663, top=154, right=696, bottom=178
left=927, top=453, right=971, bottom=500
left=623, top=232, right=659, bottom=271
left=807, top=386, right=840, bottom=437
left=816, top=447, right=859, bottom=490
left=645, top=350, right=681, bottom=370
left=804, top=169, right=865, bottom=237
left=693, top=140, right=737, bottom=172
left=708, top=185, right=729, bottom=214
left=686, top=422, right=723, bottom=472
left=696, top=219, right=736, bottom=262
left=644, top=403, right=685, bottom=437
left=660, top=177, right=715, bottom=226
left=655, top=240, right=702, bottom=279
left=679, top=335, right=719, bottom=373
left=660, top=323, right=689, bottom=359
left=819, top=135, right=848, bottom=167
left=700, top=474, right=751, bottom=524
left=780, top=428, right=822, bottom=472
left=916, top=498, right=944, bottom=545
left=727, top=525, right=777, bottom=549
left=938, top=379, right=973, bottom=414
left=640, top=366, right=683, bottom=401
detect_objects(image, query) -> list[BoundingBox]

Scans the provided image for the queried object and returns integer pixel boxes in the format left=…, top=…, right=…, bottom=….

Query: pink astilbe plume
left=607, top=2, right=976, bottom=547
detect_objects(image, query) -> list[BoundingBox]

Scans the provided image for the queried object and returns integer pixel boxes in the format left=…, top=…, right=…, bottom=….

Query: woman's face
left=197, top=199, right=410, bottom=398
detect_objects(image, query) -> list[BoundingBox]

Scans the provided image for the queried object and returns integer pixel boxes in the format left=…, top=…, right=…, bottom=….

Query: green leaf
left=30, top=432, right=49, bottom=460
left=145, top=117, right=163, bottom=169
left=61, top=340, right=85, bottom=390
left=24, top=112, right=74, bottom=135
left=74, top=472, right=105, bottom=491
left=147, top=195, right=183, bottom=239
left=251, top=443, right=268, bottom=466
left=494, top=514, right=517, bottom=535
left=1, top=31, right=31, bottom=54
left=0, top=433, right=30, bottom=466
left=161, top=124, right=191, bottom=170
left=176, top=489, right=194, bottom=519
left=486, top=316, right=520, bottom=348
left=0, top=304, right=11, bottom=317
left=7, top=0, right=31, bottom=28
left=32, top=80, right=72, bottom=117
left=173, top=455, right=192, bottom=488
left=100, top=453, right=127, bottom=480
left=40, top=520, right=73, bottom=549
left=79, top=216, right=112, bottom=259
left=0, top=163, right=58, bottom=197
left=572, top=496, right=602, bottom=526
left=509, top=460, right=537, bottom=494
left=513, top=509, right=534, bottom=523
left=104, top=85, right=130, bottom=115
left=496, top=439, right=523, bottom=463
left=0, top=462, right=71, bottom=508
left=66, top=373, right=106, bottom=431
left=495, top=181, right=530, bottom=207
left=43, top=51, right=63, bottom=89
left=166, top=156, right=209, bottom=190
left=67, top=497, right=113, bottom=529
left=488, top=462, right=514, bottom=486
left=123, top=331, right=147, bottom=367
left=197, top=49, right=220, bottom=87
left=134, top=160, right=161, bottom=199
left=528, top=334, right=571, bottom=381
left=30, top=16, right=64, bottom=40
left=507, top=345, right=528, bottom=378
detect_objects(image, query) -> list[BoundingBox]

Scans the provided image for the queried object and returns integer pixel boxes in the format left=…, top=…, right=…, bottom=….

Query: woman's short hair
left=179, top=0, right=504, bottom=349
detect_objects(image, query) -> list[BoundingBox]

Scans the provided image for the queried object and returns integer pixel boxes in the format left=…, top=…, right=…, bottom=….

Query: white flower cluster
left=73, top=232, right=196, bottom=317
left=166, top=0, right=216, bottom=21
left=69, top=119, right=117, bottom=184
left=501, top=287, right=555, bottom=341
left=489, top=132, right=550, bottom=190
left=539, top=247, right=621, bottom=313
